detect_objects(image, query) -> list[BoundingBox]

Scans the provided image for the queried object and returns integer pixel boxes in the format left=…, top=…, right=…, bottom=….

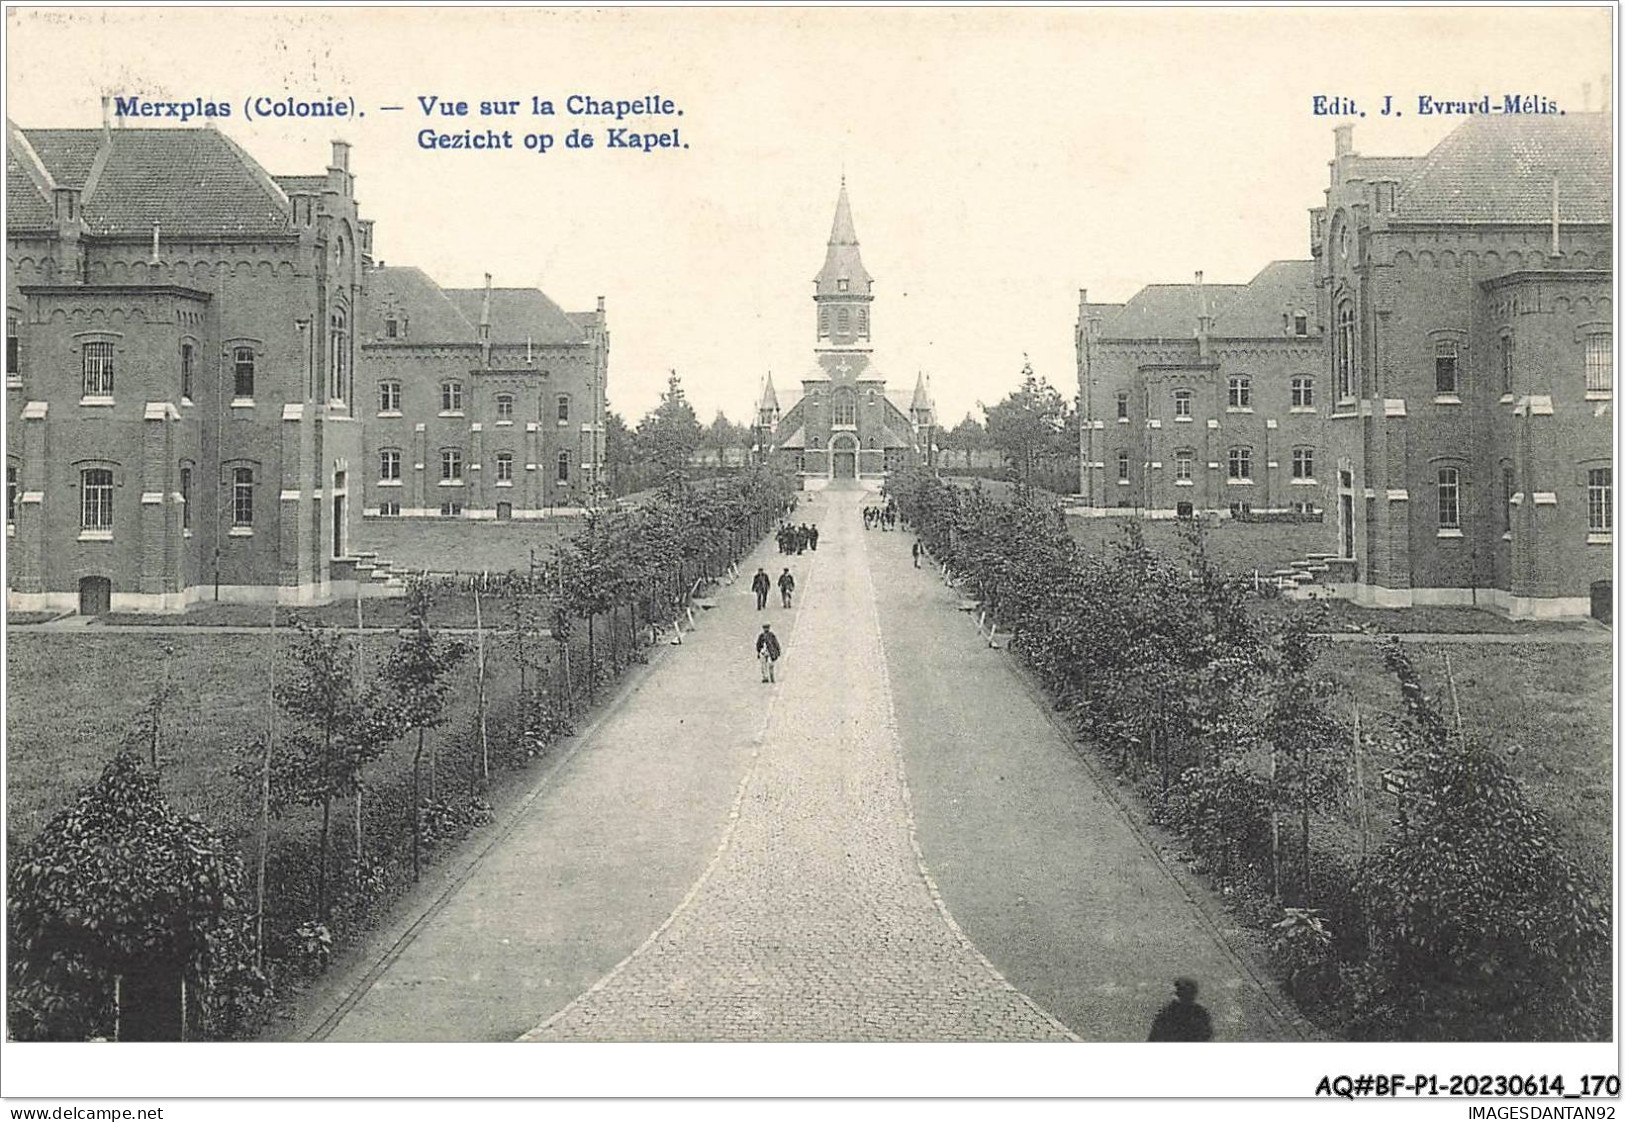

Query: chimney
left=1550, top=171, right=1562, bottom=257
left=101, top=95, right=112, bottom=142
left=596, top=295, right=606, bottom=313
left=1334, top=124, right=1354, bottom=158
left=478, top=272, right=492, bottom=366
left=1195, top=270, right=1213, bottom=360
left=330, top=139, right=351, bottom=172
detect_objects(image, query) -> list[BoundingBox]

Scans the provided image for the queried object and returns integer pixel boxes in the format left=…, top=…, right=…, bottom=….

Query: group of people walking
left=750, top=566, right=796, bottom=682
left=777, top=522, right=818, bottom=555
left=862, top=503, right=899, bottom=531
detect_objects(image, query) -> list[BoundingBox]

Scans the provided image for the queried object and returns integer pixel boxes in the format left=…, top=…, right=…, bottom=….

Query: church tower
left=813, top=178, right=874, bottom=362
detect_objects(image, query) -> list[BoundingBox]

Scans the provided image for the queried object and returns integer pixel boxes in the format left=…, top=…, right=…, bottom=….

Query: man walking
left=755, top=622, right=782, bottom=683
left=751, top=566, right=771, bottom=610
left=912, top=539, right=923, bottom=569
left=778, top=567, right=796, bottom=608
left=1147, top=977, right=1213, bottom=1041
left=808, top=524, right=819, bottom=551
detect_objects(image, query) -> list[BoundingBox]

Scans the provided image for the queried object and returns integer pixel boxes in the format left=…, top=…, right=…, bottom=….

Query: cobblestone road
left=523, top=492, right=1074, bottom=1041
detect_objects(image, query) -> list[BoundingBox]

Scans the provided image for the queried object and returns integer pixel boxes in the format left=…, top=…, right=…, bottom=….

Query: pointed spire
left=815, top=178, right=873, bottom=297
left=760, top=370, right=780, bottom=413
left=910, top=371, right=931, bottom=412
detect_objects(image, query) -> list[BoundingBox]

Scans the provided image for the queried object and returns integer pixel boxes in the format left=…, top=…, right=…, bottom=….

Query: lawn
left=1310, top=637, right=1613, bottom=883
left=1066, top=514, right=1331, bottom=579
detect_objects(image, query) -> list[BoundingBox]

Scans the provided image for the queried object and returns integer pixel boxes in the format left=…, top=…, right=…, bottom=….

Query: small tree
left=382, top=583, right=469, bottom=881
left=275, top=623, right=394, bottom=922
left=636, top=370, right=703, bottom=479
left=8, top=752, right=266, bottom=1040
left=982, top=357, right=1071, bottom=487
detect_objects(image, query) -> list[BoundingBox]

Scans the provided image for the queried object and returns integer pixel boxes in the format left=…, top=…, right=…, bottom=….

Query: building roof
left=11, top=126, right=294, bottom=237
left=759, top=372, right=780, bottom=412
left=1347, top=155, right=1421, bottom=182
left=909, top=371, right=932, bottom=412
left=366, top=266, right=476, bottom=342
left=6, top=147, right=55, bottom=232
left=274, top=174, right=329, bottom=195
left=814, top=179, right=873, bottom=296
left=1394, top=113, right=1611, bottom=224
left=445, top=287, right=585, bottom=346
left=1091, top=261, right=1318, bottom=340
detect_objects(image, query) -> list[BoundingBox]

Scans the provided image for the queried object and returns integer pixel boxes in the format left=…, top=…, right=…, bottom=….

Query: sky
left=4, top=6, right=1612, bottom=426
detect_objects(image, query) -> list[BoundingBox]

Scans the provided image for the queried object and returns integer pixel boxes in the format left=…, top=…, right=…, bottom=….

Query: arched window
left=81, top=467, right=114, bottom=530
left=1227, top=447, right=1253, bottom=482
left=833, top=392, right=856, bottom=426
left=1227, top=375, right=1251, bottom=410
left=556, top=451, right=571, bottom=483
left=440, top=449, right=463, bottom=482
left=1335, top=303, right=1355, bottom=401
left=233, top=346, right=256, bottom=400
left=329, top=307, right=349, bottom=404
left=819, top=308, right=830, bottom=338
left=232, top=466, right=254, bottom=528
left=180, top=341, right=195, bottom=401
left=836, top=307, right=850, bottom=334
left=556, top=394, right=571, bottom=424
left=82, top=341, right=115, bottom=398
left=1434, top=340, right=1460, bottom=396
left=857, top=308, right=869, bottom=338
left=1437, top=466, right=1461, bottom=530
left=1174, top=449, right=1194, bottom=482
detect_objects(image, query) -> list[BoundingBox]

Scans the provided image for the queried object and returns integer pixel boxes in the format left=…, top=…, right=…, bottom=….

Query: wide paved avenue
left=307, top=486, right=1297, bottom=1042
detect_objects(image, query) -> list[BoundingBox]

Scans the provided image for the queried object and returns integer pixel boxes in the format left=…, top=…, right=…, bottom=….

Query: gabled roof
left=1093, top=261, right=1317, bottom=340
left=1348, top=155, right=1421, bottom=182
left=6, top=146, right=55, bottom=232
left=1394, top=113, right=1611, bottom=224
left=445, top=287, right=585, bottom=346
left=366, top=266, right=476, bottom=342
left=14, top=126, right=293, bottom=237
left=814, top=179, right=873, bottom=296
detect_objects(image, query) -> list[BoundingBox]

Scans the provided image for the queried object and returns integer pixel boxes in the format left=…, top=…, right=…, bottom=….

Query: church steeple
left=814, top=178, right=874, bottom=351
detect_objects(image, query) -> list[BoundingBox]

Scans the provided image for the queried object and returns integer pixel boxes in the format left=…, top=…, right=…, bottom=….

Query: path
left=302, top=486, right=1295, bottom=1042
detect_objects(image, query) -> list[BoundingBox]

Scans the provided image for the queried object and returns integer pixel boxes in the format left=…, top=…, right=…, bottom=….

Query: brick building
left=6, top=119, right=608, bottom=612
left=1314, top=114, right=1611, bottom=617
left=6, top=121, right=368, bottom=613
left=1076, top=261, right=1325, bottom=520
left=359, top=267, right=608, bottom=520
left=757, top=181, right=934, bottom=488
left=1077, top=113, right=1612, bottom=619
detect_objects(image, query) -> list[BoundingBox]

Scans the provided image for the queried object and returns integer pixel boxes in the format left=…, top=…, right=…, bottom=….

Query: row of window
left=64, top=332, right=363, bottom=405
left=383, top=381, right=572, bottom=423
left=1113, top=447, right=1316, bottom=483
left=381, top=448, right=572, bottom=485
left=817, top=305, right=870, bottom=338
left=1115, top=377, right=1317, bottom=420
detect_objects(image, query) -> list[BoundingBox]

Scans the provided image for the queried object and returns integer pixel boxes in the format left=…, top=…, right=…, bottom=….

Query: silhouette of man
left=751, top=567, right=771, bottom=610
left=1148, top=977, right=1213, bottom=1041
left=755, top=622, right=781, bottom=683
left=912, top=539, right=923, bottom=568
left=778, top=567, right=796, bottom=608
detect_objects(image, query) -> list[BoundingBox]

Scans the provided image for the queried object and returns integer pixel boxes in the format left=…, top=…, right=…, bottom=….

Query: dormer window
left=1294, top=311, right=1309, bottom=337
left=837, top=278, right=850, bottom=293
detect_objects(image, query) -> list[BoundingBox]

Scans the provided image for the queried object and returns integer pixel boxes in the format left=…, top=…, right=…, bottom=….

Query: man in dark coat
left=778, top=567, right=796, bottom=608
left=808, top=524, right=819, bottom=551
left=912, top=539, right=923, bottom=568
left=755, top=622, right=782, bottom=682
left=751, top=567, right=771, bottom=610
left=1148, top=977, right=1213, bottom=1041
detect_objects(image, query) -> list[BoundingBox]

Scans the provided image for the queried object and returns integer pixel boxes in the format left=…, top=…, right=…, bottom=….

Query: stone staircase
left=1268, top=553, right=1358, bottom=599
left=330, top=551, right=409, bottom=598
